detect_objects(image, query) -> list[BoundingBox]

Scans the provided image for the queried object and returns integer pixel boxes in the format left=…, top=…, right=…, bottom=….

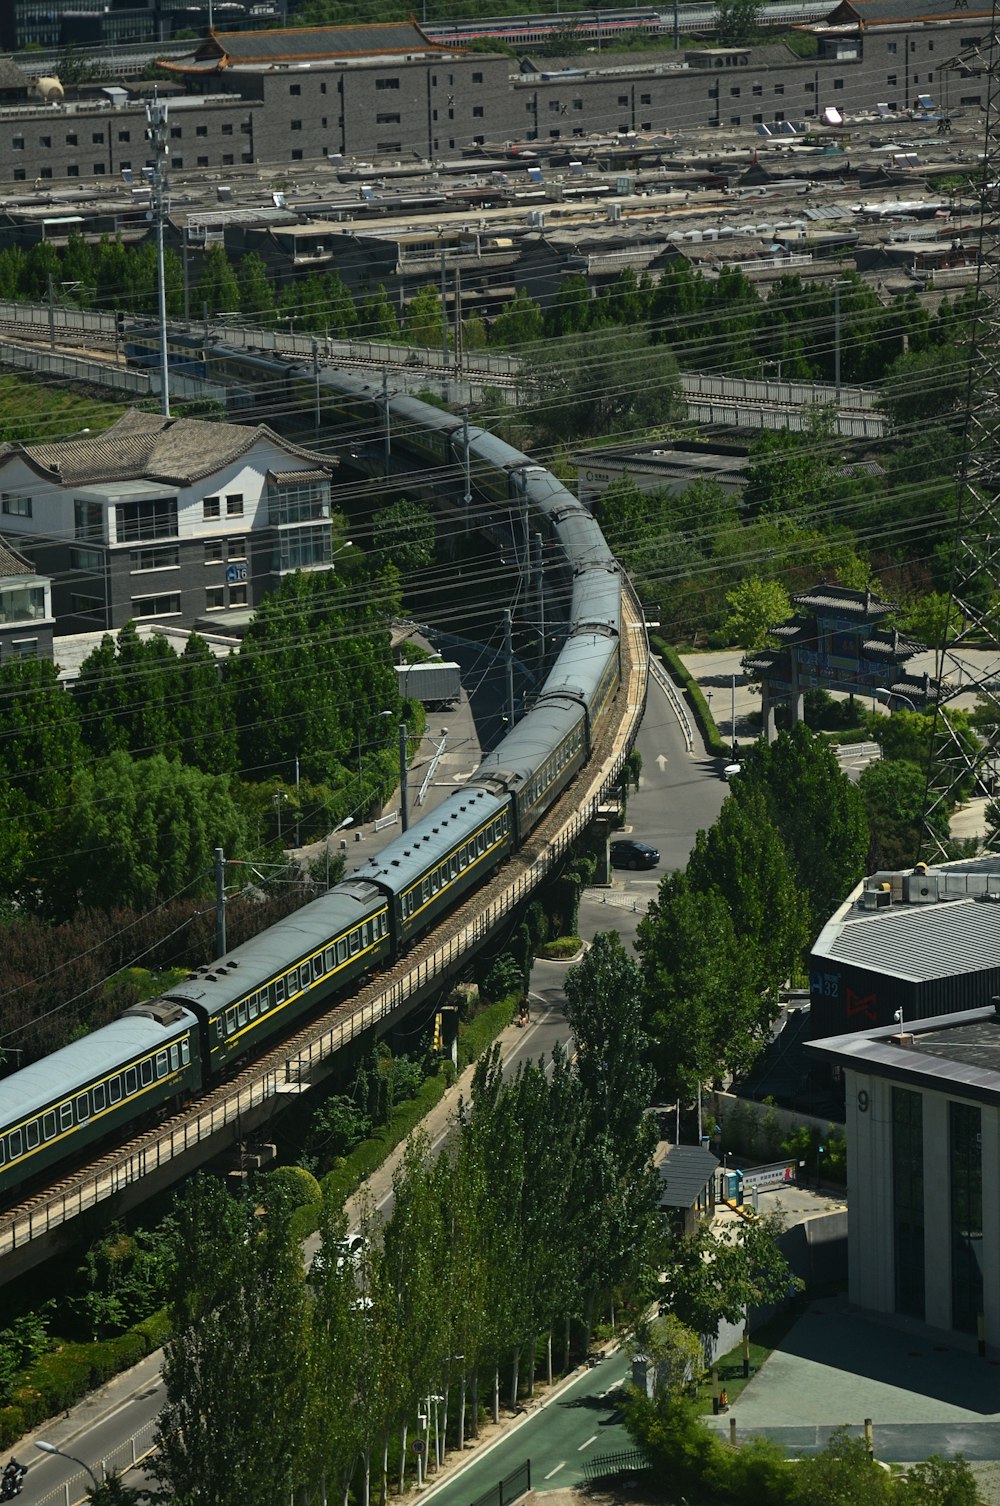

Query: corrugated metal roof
left=826, top=898, right=1000, bottom=982
left=655, top=1144, right=718, bottom=1208
left=192, top=22, right=447, bottom=66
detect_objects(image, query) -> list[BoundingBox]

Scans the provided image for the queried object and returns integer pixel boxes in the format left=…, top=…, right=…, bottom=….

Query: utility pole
left=47, top=273, right=55, bottom=351
left=504, top=607, right=515, bottom=727
left=145, top=93, right=171, bottom=417
left=462, top=406, right=472, bottom=537
left=440, top=244, right=449, bottom=366
left=214, top=847, right=226, bottom=958
left=382, top=366, right=391, bottom=473
left=454, top=265, right=463, bottom=374
left=311, top=337, right=321, bottom=437
left=533, top=531, right=544, bottom=666
left=399, top=721, right=409, bottom=833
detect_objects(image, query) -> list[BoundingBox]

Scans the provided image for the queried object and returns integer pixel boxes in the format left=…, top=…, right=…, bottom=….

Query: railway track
left=0, top=585, right=648, bottom=1269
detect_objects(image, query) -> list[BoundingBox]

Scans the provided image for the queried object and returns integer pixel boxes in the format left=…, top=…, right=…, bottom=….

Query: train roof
left=472, top=698, right=585, bottom=789
left=570, top=564, right=622, bottom=635
left=354, top=786, right=509, bottom=891
left=0, top=1006, right=201, bottom=1125
left=166, top=880, right=387, bottom=1013
left=538, top=632, right=619, bottom=705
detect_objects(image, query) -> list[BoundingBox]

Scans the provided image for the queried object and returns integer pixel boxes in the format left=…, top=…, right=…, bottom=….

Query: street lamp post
left=730, top=672, right=738, bottom=761
left=325, top=815, right=354, bottom=887
left=873, top=686, right=918, bottom=713
left=35, top=1440, right=100, bottom=1494
left=399, top=721, right=410, bottom=832
left=273, top=791, right=285, bottom=844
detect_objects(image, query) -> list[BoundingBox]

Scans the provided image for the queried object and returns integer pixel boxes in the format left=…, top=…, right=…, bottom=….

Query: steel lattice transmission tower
left=922, top=13, right=1000, bottom=856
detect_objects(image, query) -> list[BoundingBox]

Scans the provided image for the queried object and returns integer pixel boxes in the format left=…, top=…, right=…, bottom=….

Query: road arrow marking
left=656, top=753, right=668, bottom=771
left=578, top=1436, right=598, bottom=1451
left=544, top=1463, right=566, bottom=1479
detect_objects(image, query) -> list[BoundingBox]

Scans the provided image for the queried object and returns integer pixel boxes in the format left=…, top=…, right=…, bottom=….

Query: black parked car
left=610, top=838, right=660, bottom=870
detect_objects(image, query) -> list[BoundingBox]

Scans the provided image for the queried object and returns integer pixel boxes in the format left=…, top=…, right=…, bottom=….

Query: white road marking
left=544, top=1463, right=566, bottom=1480
left=578, top=1435, right=598, bottom=1451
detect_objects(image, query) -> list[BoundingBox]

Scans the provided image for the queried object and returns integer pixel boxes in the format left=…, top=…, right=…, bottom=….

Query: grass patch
left=0, top=371, right=126, bottom=444
left=537, top=935, right=582, bottom=960
left=692, top=1298, right=812, bottom=1414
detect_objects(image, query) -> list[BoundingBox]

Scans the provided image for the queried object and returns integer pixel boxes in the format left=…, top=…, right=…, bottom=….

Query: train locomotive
left=0, top=353, right=625, bottom=1206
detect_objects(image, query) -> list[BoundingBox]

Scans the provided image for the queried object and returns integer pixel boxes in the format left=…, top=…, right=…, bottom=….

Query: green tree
left=629, top=1312, right=705, bottom=1399
left=372, top=497, right=436, bottom=575
left=38, top=751, right=250, bottom=916
left=661, top=1211, right=798, bottom=1347
left=895, top=1455, right=982, bottom=1506
left=196, top=243, right=241, bottom=316
left=305, top=1200, right=369, bottom=1504
left=403, top=284, right=446, bottom=347
left=154, top=1175, right=309, bottom=1506
left=357, top=284, right=399, bottom=340
left=722, top=576, right=792, bottom=650
left=790, top=1426, right=894, bottom=1506
left=734, top=724, right=869, bottom=943
left=525, top=327, right=683, bottom=443
left=236, top=251, right=277, bottom=325
left=881, top=343, right=969, bottom=429
left=859, top=759, right=929, bottom=869
left=489, top=287, right=544, bottom=347
left=175, top=633, right=238, bottom=774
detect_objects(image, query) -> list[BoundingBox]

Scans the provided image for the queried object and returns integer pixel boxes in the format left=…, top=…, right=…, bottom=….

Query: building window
left=11, top=639, right=38, bottom=658
left=892, top=1088, right=924, bottom=1321
left=774, top=84, right=784, bottom=95
left=887, top=74, right=897, bottom=85
left=276, top=526, right=331, bottom=570
left=196, top=124, right=208, bottom=137
left=223, top=154, right=234, bottom=165
left=473, top=105, right=484, bottom=117
left=75, top=500, right=103, bottom=541
left=13, top=169, right=25, bottom=181
left=229, top=585, right=248, bottom=606
left=376, top=112, right=401, bottom=124
left=66, top=165, right=79, bottom=177
left=227, top=536, right=247, bottom=560
left=71, top=594, right=103, bottom=617
left=472, top=71, right=483, bottom=83
left=640, top=92, right=651, bottom=104
left=118, top=130, right=130, bottom=142
left=171, top=157, right=183, bottom=169
left=70, top=546, right=102, bottom=570
left=93, top=163, right=106, bottom=174
left=12, top=137, right=23, bottom=150
left=170, top=126, right=182, bottom=139
left=753, top=83, right=763, bottom=95
left=731, top=86, right=740, bottom=96
left=222, top=123, right=233, bottom=135
left=206, top=586, right=225, bottom=610
left=752, top=113, right=763, bottom=122
left=132, top=593, right=181, bottom=618
left=204, top=540, right=224, bottom=563
left=321, top=82, right=327, bottom=93
left=573, top=98, right=583, bottom=110
left=130, top=545, right=179, bottom=572
left=961, top=94, right=982, bottom=106
left=950, top=1100, right=983, bottom=1335
left=203, top=495, right=221, bottom=520
left=376, top=77, right=400, bottom=90
left=40, top=135, right=51, bottom=148
left=290, top=83, right=301, bottom=95
left=834, top=77, right=844, bottom=89
left=66, top=132, right=77, bottom=145
left=887, top=40, right=897, bottom=52
left=115, top=497, right=178, bottom=543
left=39, top=168, right=52, bottom=180
left=291, top=119, right=302, bottom=131
left=226, top=493, right=244, bottom=517
left=92, top=131, right=104, bottom=144
left=376, top=143, right=401, bottom=154
left=0, top=586, right=45, bottom=623
left=617, top=94, right=628, bottom=106
left=2, top=493, right=31, bottom=518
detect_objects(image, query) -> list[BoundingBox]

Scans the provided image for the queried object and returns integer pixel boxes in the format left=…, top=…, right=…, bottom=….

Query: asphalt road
left=422, top=1348, right=634, bottom=1506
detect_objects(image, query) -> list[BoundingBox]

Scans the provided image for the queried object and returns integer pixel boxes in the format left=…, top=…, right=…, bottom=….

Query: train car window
left=170, top=1044, right=179, bottom=1072
left=181, top=1040, right=190, bottom=1065
left=141, top=1059, right=153, bottom=1087
left=61, top=1101, right=73, bottom=1129
left=156, top=1051, right=168, bottom=1078
left=8, top=1130, right=21, bottom=1159
left=275, top=977, right=286, bottom=1004
left=432, top=869, right=440, bottom=894
left=76, top=1094, right=90, bottom=1122
left=421, top=879, right=430, bottom=903
left=93, top=1083, right=106, bottom=1112
left=237, top=1000, right=248, bottom=1027
left=110, top=1077, right=122, bottom=1105
left=324, top=947, right=335, bottom=971
left=43, top=1111, right=56, bottom=1140
left=459, top=845, right=468, bottom=870
left=450, top=854, right=459, bottom=878
left=125, top=1067, right=138, bottom=1096
left=337, top=938, right=348, bottom=964
left=26, top=1121, right=39, bottom=1150
left=0, top=1140, right=5, bottom=1165
left=350, top=929, right=360, bottom=956
left=313, top=955, right=324, bottom=982
left=249, top=993, right=259, bottom=1020
left=225, top=1008, right=236, bottom=1034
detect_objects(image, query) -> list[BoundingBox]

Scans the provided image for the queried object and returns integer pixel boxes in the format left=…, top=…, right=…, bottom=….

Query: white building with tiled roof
left=0, top=409, right=338, bottom=635
left=0, top=537, right=53, bottom=664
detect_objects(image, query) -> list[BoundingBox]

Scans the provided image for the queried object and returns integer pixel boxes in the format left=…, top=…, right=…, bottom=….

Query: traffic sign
left=411, top=1439, right=426, bottom=1456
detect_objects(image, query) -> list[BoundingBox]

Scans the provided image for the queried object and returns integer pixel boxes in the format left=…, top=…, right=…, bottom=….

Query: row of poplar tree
left=152, top=933, right=662, bottom=1506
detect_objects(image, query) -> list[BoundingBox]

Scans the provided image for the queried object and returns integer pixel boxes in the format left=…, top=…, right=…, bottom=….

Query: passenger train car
left=0, top=350, right=626, bottom=1206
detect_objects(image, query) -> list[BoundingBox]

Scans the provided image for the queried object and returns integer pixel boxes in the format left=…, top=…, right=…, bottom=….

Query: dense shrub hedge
left=0, top=1311, right=170, bottom=1451
left=651, top=638, right=729, bottom=759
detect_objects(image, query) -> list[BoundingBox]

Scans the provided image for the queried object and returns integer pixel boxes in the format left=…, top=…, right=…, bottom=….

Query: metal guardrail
left=471, top=1459, right=531, bottom=1506
left=31, top=1420, right=157, bottom=1506
left=581, top=1446, right=651, bottom=1483
left=649, top=652, right=694, bottom=753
